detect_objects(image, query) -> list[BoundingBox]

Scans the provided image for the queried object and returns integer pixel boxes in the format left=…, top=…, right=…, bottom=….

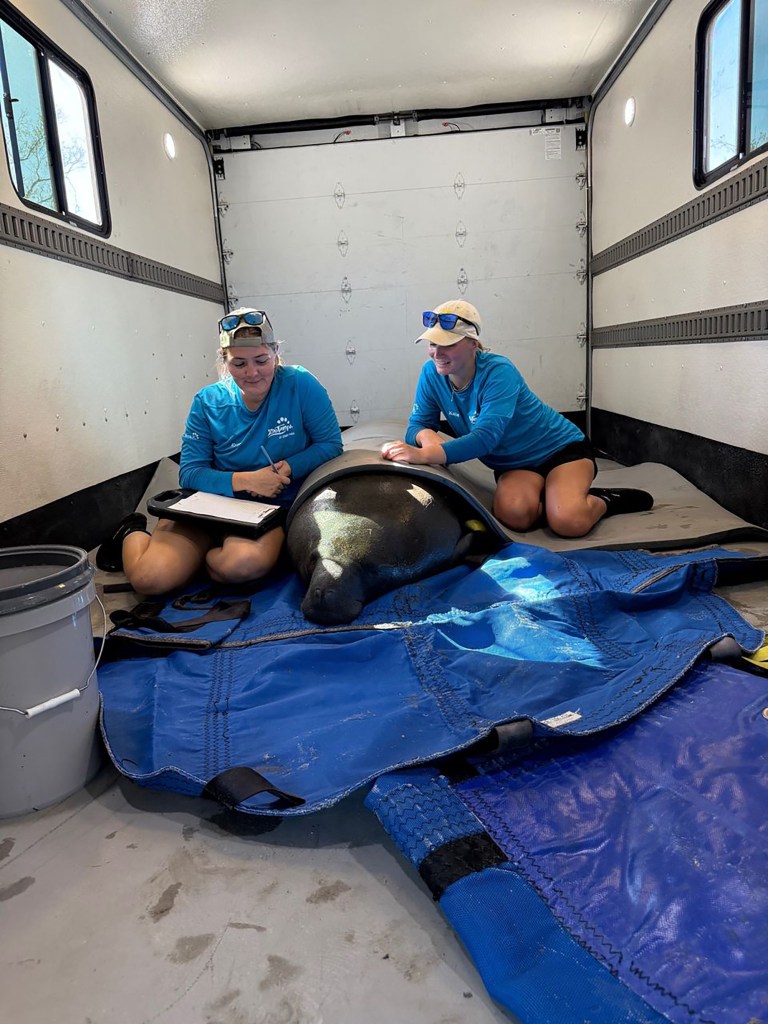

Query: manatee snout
left=300, top=560, right=366, bottom=626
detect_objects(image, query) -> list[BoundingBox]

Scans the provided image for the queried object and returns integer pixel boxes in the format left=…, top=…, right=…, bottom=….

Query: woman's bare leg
left=123, top=519, right=212, bottom=595
left=543, top=458, right=604, bottom=537
left=206, top=528, right=286, bottom=585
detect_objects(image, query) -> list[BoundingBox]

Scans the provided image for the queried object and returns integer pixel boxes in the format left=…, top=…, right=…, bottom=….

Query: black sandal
left=95, top=512, right=149, bottom=572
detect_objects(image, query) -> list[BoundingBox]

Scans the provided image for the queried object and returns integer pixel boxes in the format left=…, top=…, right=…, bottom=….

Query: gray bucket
left=0, top=546, right=103, bottom=818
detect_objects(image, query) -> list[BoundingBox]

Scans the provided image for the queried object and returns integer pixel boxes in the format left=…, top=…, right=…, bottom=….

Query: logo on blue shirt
left=268, top=416, right=295, bottom=439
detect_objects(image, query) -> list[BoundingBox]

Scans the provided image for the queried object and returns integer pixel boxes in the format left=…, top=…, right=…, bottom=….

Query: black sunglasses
left=422, top=311, right=478, bottom=332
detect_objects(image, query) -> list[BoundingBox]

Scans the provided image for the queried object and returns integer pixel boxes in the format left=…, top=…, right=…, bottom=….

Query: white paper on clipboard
left=171, top=491, right=280, bottom=526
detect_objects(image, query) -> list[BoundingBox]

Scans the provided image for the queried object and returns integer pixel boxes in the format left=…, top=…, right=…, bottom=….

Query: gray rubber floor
left=2, top=453, right=766, bottom=1024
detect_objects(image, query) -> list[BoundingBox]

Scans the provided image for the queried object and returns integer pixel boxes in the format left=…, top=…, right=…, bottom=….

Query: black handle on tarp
left=202, top=766, right=305, bottom=811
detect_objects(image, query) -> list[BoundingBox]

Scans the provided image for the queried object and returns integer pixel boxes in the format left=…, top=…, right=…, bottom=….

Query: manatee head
left=287, top=473, right=467, bottom=625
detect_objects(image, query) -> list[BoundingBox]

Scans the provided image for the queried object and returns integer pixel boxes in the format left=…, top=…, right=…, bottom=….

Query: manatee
left=286, top=472, right=483, bottom=625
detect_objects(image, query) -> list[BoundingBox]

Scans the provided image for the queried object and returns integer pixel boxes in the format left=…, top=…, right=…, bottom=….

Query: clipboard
left=147, top=489, right=284, bottom=535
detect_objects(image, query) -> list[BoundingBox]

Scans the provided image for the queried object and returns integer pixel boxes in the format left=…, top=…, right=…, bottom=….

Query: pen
left=260, top=444, right=279, bottom=474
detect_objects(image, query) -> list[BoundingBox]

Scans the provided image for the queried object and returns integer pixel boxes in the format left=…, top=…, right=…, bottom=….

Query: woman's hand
left=233, top=462, right=292, bottom=499
left=381, top=441, right=421, bottom=463
left=380, top=441, right=446, bottom=465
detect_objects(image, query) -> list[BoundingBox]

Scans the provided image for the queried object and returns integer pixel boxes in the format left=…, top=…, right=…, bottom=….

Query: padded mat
left=336, top=419, right=768, bottom=552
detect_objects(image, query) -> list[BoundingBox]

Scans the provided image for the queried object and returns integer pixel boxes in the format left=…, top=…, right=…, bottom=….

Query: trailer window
left=751, top=0, right=768, bottom=150
left=0, top=6, right=108, bottom=232
left=696, top=0, right=768, bottom=184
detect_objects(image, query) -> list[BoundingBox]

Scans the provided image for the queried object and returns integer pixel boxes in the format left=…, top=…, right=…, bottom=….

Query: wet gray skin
left=287, top=474, right=469, bottom=625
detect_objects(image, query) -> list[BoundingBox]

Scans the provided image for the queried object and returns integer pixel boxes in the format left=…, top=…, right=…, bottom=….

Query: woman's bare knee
left=206, top=552, right=272, bottom=584
left=493, top=493, right=542, bottom=531
left=124, top=524, right=208, bottom=595
left=126, top=558, right=194, bottom=595
left=206, top=531, right=284, bottom=584
left=546, top=504, right=597, bottom=538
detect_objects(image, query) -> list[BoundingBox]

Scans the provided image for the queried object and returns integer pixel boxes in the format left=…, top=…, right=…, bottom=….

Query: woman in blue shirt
left=97, top=308, right=342, bottom=593
left=382, top=299, right=652, bottom=537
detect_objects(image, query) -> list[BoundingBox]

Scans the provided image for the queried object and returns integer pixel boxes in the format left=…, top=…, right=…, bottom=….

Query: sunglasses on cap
left=219, top=310, right=268, bottom=333
left=422, top=311, right=478, bottom=332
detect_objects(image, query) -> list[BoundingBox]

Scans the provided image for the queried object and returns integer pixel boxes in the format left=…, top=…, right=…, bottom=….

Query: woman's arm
left=179, top=394, right=290, bottom=498
left=282, top=372, right=343, bottom=481
left=404, top=367, right=443, bottom=446
left=439, top=367, right=522, bottom=464
left=179, top=394, right=237, bottom=495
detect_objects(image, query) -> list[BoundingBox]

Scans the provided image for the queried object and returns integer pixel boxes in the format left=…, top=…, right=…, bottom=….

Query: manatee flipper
left=451, top=518, right=497, bottom=564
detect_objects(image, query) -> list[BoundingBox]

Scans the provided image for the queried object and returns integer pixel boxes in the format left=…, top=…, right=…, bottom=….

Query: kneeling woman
left=382, top=299, right=652, bottom=538
left=97, top=309, right=343, bottom=594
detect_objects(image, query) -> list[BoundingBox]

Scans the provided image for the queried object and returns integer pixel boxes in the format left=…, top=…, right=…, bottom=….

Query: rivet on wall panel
left=346, top=341, right=356, bottom=364
left=457, top=267, right=468, bottom=293
left=337, top=231, right=349, bottom=256
left=454, top=173, right=465, bottom=199
left=349, top=400, right=360, bottom=423
left=455, top=221, right=467, bottom=247
left=334, top=182, right=346, bottom=209
left=341, top=277, right=352, bottom=303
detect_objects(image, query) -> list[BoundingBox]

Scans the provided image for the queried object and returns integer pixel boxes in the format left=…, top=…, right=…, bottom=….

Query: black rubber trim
left=419, top=832, right=508, bottom=902
left=590, top=409, right=768, bottom=531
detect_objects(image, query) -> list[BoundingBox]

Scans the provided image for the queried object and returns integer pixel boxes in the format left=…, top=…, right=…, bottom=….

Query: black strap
left=110, top=598, right=251, bottom=634
left=419, top=832, right=508, bottom=901
left=172, top=587, right=222, bottom=609
left=202, top=766, right=305, bottom=811
left=715, top=555, right=768, bottom=587
left=465, top=718, right=534, bottom=757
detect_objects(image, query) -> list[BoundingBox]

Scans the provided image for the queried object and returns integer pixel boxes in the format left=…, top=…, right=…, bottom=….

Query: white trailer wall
left=0, top=1, right=223, bottom=522
left=218, top=125, right=587, bottom=428
left=590, top=0, right=768, bottom=460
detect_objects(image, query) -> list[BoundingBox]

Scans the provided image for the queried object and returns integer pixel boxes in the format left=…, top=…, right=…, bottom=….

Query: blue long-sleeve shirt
left=405, top=351, right=584, bottom=471
left=180, top=365, right=342, bottom=505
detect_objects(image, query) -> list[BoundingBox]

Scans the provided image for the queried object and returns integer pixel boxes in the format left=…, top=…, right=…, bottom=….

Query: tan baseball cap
left=219, top=308, right=276, bottom=348
left=416, top=299, right=482, bottom=346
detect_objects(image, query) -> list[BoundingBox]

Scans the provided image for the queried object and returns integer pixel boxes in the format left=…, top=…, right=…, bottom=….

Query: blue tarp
left=367, top=659, right=768, bottom=1024
left=97, top=542, right=764, bottom=816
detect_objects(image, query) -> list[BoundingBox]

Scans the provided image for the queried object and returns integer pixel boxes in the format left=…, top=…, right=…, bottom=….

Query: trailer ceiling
left=77, top=0, right=656, bottom=130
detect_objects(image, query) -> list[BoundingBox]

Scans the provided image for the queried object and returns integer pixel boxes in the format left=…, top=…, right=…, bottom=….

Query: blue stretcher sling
left=97, top=542, right=765, bottom=816
left=366, top=659, right=768, bottom=1024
